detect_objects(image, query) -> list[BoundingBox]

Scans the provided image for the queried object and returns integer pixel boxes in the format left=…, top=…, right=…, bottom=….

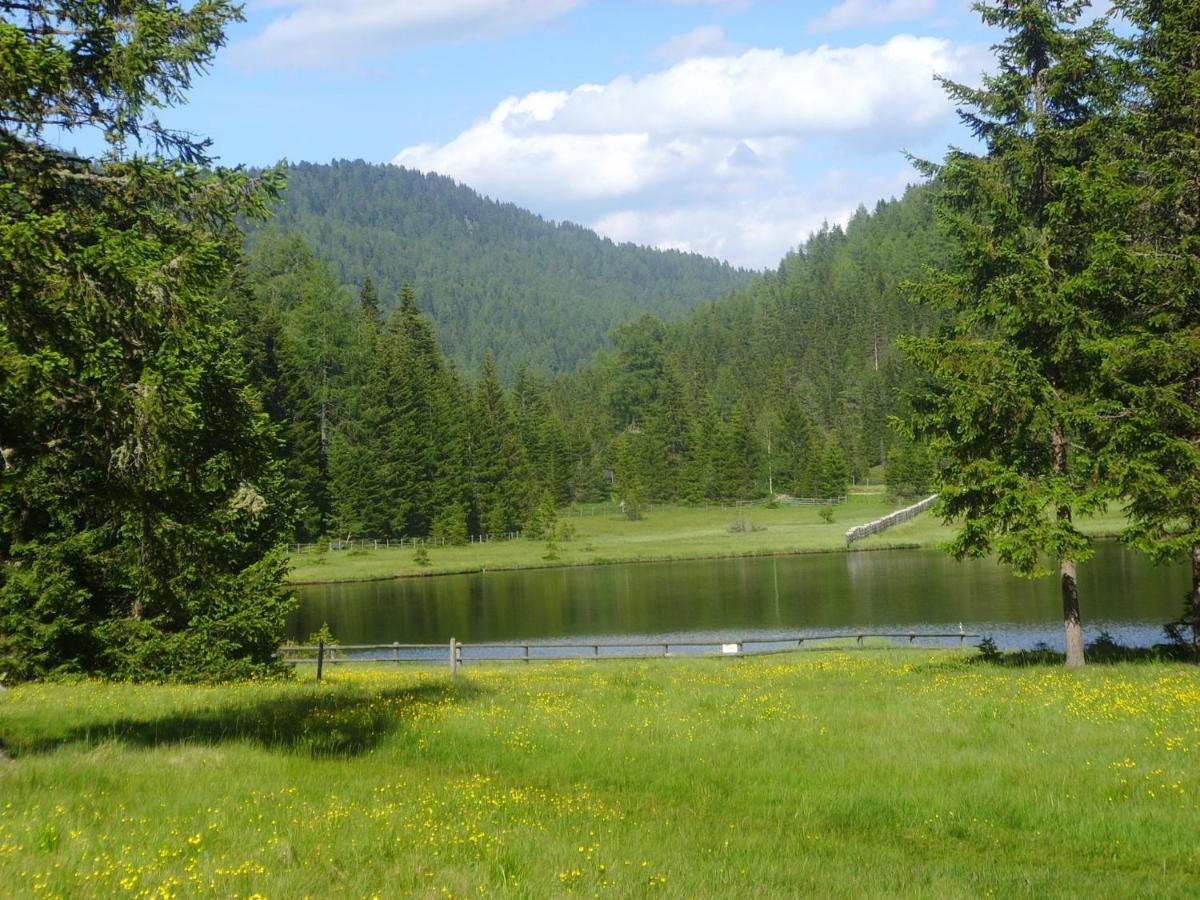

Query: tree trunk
left=1060, top=555, right=1085, bottom=668
left=1052, top=423, right=1084, bottom=668
left=1191, top=543, right=1200, bottom=664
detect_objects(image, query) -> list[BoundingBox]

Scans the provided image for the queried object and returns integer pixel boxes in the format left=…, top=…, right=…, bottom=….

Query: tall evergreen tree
left=901, top=0, right=1118, bottom=667
left=1103, top=0, right=1200, bottom=659
left=358, top=276, right=383, bottom=328
left=468, top=357, right=529, bottom=535
left=0, top=0, right=294, bottom=680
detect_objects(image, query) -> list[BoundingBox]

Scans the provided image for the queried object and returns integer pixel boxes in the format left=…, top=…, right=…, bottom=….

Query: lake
left=291, top=541, right=1189, bottom=652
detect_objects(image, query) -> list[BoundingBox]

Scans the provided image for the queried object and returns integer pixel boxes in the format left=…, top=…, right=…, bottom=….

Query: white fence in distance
left=845, top=494, right=939, bottom=547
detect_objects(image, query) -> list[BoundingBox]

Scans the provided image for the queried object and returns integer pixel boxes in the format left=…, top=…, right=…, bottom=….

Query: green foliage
left=431, top=502, right=469, bottom=546
left=1100, top=0, right=1200, bottom=655
left=306, top=623, right=337, bottom=648
left=901, top=0, right=1118, bottom=576
left=245, top=161, right=752, bottom=377
left=470, top=357, right=529, bottom=536
left=551, top=186, right=949, bottom=508
left=975, top=636, right=1002, bottom=662
left=0, top=0, right=294, bottom=681
left=884, top=436, right=935, bottom=499
left=525, top=489, right=559, bottom=541
left=818, top=506, right=835, bottom=525
left=818, top=440, right=850, bottom=499
left=622, top=487, right=643, bottom=522
left=901, top=0, right=1128, bottom=667
left=413, top=544, right=430, bottom=567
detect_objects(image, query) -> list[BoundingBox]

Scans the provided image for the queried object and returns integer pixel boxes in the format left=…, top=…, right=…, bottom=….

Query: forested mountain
left=235, top=233, right=573, bottom=541
left=555, top=183, right=950, bottom=501
left=246, top=160, right=753, bottom=377
left=233, top=183, right=948, bottom=542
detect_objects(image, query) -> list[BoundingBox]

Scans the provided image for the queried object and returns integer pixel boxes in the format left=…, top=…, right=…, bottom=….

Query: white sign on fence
left=722, top=643, right=739, bottom=655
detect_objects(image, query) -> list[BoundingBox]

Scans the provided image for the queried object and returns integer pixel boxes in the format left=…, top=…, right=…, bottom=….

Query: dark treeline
left=234, top=233, right=570, bottom=542
left=245, top=161, right=754, bottom=379
left=239, top=185, right=946, bottom=541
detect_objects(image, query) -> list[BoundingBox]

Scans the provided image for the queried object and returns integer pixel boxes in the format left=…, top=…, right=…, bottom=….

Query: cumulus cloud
left=653, top=25, right=744, bottom=62
left=592, top=165, right=919, bottom=267
left=232, top=0, right=579, bottom=70
left=394, top=36, right=967, bottom=267
left=809, top=0, right=937, bottom=34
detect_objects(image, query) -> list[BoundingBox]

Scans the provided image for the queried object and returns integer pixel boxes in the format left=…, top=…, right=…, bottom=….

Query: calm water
left=291, top=542, right=1189, bottom=651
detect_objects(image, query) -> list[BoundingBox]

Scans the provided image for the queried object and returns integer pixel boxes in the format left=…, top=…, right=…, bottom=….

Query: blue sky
left=160, top=0, right=1006, bottom=268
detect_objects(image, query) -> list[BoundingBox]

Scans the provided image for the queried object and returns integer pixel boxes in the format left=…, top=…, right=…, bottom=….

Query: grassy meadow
left=289, top=493, right=1132, bottom=584
left=2, top=652, right=1197, bottom=897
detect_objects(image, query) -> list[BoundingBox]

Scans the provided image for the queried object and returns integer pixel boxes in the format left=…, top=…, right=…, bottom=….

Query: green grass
left=290, top=493, right=1130, bottom=584
left=853, top=501, right=1131, bottom=551
left=2, top=653, right=1197, bottom=896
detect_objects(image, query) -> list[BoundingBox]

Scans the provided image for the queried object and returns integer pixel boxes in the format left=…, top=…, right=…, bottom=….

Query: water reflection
left=292, top=542, right=1188, bottom=651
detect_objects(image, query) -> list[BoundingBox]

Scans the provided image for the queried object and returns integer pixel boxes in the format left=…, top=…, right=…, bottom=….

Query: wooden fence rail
left=288, top=532, right=522, bottom=554
left=844, top=494, right=939, bottom=547
left=280, top=630, right=979, bottom=680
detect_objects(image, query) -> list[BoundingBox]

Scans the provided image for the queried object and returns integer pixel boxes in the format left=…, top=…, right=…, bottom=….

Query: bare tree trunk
left=1052, top=423, right=1084, bottom=668
left=1191, top=543, right=1200, bottom=664
left=1060, top=552, right=1085, bottom=668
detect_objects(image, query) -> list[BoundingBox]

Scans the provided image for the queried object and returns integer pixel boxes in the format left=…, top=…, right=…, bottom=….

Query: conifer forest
left=2, top=0, right=1200, bottom=679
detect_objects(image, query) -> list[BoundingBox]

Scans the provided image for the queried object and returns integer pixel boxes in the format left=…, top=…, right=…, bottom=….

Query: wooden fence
left=281, top=629, right=979, bottom=680
left=288, top=532, right=522, bottom=554
left=774, top=496, right=846, bottom=506
left=844, top=494, right=939, bottom=547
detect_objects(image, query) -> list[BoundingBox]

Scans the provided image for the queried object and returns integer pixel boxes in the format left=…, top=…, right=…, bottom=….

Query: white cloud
left=393, top=36, right=967, bottom=267
left=232, top=0, right=579, bottom=70
left=653, top=25, right=744, bottom=62
left=592, top=165, right=919, bottom=267
left=809, top=0, right=937, bottom=34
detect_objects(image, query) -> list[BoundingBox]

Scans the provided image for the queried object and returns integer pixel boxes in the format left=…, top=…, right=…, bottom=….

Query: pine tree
left=0, top=0, right=294, bottom=680
left=468, top=357, right=529, bottom=535
left=359, top=277, right=383, bottom=328
left=819, top=440, right=850, bottom=500
left=902, top=0, right=1119, bottom=667
left=1104, top=0, right=1200, bottom=659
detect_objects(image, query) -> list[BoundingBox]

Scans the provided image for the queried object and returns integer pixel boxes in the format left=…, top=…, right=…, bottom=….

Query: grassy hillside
left=2, top=654, right=1196, bottom=896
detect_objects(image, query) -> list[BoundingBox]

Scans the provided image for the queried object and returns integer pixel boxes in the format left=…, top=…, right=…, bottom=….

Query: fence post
left=393, top=641, right=400, bottom=662
left=449, top=637, right=458, bottom=679
left=317, top=639, right=324, bottom=682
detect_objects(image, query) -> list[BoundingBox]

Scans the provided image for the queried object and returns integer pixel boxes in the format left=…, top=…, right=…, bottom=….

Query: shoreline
left=287, top=528, right=1126, bottom=587
left=286, top=540, right=928, bottom=586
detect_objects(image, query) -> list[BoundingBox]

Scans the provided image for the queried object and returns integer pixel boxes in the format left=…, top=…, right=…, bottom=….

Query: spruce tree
left=0, top=0, right=293, bottom=680
left=902, top=0, right=1118, bottom=667
left=468, top=357, right=529, bottom=535
left=1103, top=0, right=1200, bottom=659
left=819, top=440, right=850, bottom=500
left=359, top=277, right=383, bottom=328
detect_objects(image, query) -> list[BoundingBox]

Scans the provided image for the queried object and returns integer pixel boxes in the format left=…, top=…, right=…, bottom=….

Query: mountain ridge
left=247, top=160, right=756, bottom=377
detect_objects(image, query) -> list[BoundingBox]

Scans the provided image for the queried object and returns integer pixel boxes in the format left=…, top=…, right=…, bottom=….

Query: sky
left=155, top=0, right=1007, bottom=270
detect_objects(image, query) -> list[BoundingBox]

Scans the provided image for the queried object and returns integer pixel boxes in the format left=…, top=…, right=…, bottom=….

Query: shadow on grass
left=971, top=633, right=1193, bottom=667
left=6, top=680, right=484, bottom=759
